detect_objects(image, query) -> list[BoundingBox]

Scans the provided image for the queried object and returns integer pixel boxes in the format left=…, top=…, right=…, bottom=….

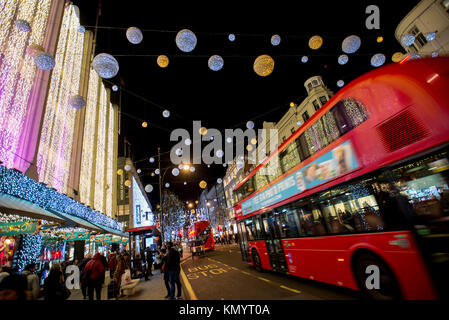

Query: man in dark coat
left=166, top=241, right=181, bottom=300
left=78, top=253, right=91, bottom=299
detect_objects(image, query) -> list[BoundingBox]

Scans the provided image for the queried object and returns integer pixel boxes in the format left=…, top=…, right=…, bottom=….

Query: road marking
left=280, top=285, right=301, bottom=294
left=257, top=277, right=271, bottom=283
left=180, top=266, right=198, bottom=300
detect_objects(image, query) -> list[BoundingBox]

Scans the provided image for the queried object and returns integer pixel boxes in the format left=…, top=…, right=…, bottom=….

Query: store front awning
left=96, top=224, right=128, bottom=238
left=49, top=209, right=103, bottom=232
left=0, top=193, right=65, bottom=223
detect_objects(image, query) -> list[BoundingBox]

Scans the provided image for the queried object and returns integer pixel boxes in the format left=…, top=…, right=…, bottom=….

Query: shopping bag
left=121, top=269, right=131, bottom=286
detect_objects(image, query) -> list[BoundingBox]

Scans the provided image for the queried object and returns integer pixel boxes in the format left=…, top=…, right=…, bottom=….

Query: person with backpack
left=82, top=252, right=105, bottom=300
left=21, top=263, right=40, bottom=300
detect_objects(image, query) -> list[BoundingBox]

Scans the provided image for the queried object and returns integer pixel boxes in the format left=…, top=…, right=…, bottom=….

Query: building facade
left=395, top=0, right=449, bottom=57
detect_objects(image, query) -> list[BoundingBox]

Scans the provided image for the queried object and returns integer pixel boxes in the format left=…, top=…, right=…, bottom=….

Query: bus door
left=262, top=211, right=288, bottom=272
left=237, top=220, right=251, bottom=262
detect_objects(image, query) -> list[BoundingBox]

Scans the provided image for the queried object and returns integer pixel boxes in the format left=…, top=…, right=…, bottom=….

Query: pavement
left=69, top=248, right=192, bottom=301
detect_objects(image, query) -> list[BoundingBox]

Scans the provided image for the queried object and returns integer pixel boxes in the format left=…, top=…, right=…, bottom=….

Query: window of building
left=312, top=100, right=320, bottom=111
left=302, top=111, right=310, bottom=122
left=441, top=0, right=449, bottom=13
left=307, top=83, right=313, bottom=91
left=410, top=26, right=427, bottom=49
left=291, top=127, right=295, bottom=134
left=319, top=96, right=328, bottom=106
left=312, top=80, right=319, bottom=86
left=282, top=136, right=286, bottom=142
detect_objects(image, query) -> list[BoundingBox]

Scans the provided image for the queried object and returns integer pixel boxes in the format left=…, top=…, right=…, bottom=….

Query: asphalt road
left=181, top=244, right=361, bottom=300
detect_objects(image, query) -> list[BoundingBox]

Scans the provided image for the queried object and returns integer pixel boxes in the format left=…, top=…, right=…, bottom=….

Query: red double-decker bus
left=233, top=58, right=449, bottom=300
left=189, top=220, right=215, bottom=251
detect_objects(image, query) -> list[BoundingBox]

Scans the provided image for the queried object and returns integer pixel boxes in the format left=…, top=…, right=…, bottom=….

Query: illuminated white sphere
left=163, top=110, right=170, bottom=118
left=78, top=26, right=85, bottom=33
left=185, top=138, right=192, bottom=145
left=207, top=165, right=210, bottom=168
left=216, top=149, right=224, bottom=158
left=253, top=55, right=274, bottom=77
left=271, top=34, right=281, bottom=46
left=210, top=136, right=214, bottom=141
left=145, top=184, right=153, bottom=193
left=301, top=56, right=308, bottom=63
left=425, top=32, right=436, bottom=41
left=246, top=121, right=254, bottom=129
left=223, top=163, right=227, bottom=167
left=208, top=55, right=224, bottom=71
left=16, top=20, right=31, bottom=32
left=296, top=121, right=301, bottom=126
left=137, top=169, right=142, bottom=174
left=172, top=168, right=180, bottom=176
left=342, top=35, right=361, bottom=54
left=401, top=34, right=415, bottom=46
left=228, top=34, right=235, bottom=41
left=432, top=51, right=439, bottom=58
left=190, top=166, right=195, bottom=172
left=69, top=95, right=86, bottom=109
left=217, top=178, right=222, bottom=184
left=92, top=53, right=119, bottom=79
left=176, top=29, right=197, bottom=52
left=124, top=164, right=132, bottom=171
left=34, top=52, right=55, bottom=70
left=150, top=157, right=155, bottom=163
left=112, top=85, right=118, bottom=91
left=236, top=160, right=244, bottom=169
left=126, top=27, right=143, bottom=44
left=178, top=164, right=183, bottom=169
left=165, top=183, right=170, bottom=188
left=175, top=148, right=183, bottom=156
left=338, top=54, right=348, bottom=65
left=155, top=169, right=160, bottom=175
left=337, top=80, right=344, bottom=87
left=371, top=53, right=386, bottom=67
left=184, top=181, right=187, bottom=185
left=226, top=137, right=232, bottom=143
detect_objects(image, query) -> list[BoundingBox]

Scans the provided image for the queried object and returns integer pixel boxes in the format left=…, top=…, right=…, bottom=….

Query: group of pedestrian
left=215, top=234, right=235, bottom=245
left=157, top=241, right=182, bottom=300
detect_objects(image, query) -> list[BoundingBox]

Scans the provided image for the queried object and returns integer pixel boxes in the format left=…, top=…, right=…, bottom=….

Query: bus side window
left=254, top=216, right=264, bottom=240
left=297, top=203, right=327, bottom=236
left=279, top=206, right=300, bottom=238
left=245, top=218, right=255, bottom=241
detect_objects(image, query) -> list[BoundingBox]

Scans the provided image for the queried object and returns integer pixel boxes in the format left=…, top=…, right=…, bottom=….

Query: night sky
left=73, top=0, right=418, bottom=206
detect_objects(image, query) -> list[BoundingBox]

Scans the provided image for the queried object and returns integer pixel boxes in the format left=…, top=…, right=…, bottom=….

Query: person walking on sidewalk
left=22, top=263, right=40, bottom=300
left=78, top=253, right=92, bottom=299
left=166, top=241, right=181, bottom=300
left=108, top=251, right=118, bottom=279
left=160, top=245, right=171, bottom=298
left=113, top=252, right=129, bottom=298
left=82, top=252, right=105, bottom=300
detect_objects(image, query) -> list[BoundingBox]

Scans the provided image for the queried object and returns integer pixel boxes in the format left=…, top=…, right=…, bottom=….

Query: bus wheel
left=252, top=249, right=262, bottom=272
left=353, top=252, right=402, bottom=300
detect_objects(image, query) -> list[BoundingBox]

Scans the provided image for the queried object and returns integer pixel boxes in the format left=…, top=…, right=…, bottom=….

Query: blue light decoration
left=370, top=53, right=385, bottom=67
left=228, top=34, right=235, bottom=42
left=14, top=234, right=42, bottom=272
left=92, top=53, right=119, bottom=79
left=301, top=56, right=308, bottom=63
left=338, top=54, right=348, bottom=65
left=208, top=55, right=224, bottom=71
left=271, top=34, right=281, bottom=46
left=337, top=80, right=344, bottom=87
left=401, top=34, right=415, bottom=46
left=425, top=32, right=436, bottom=41
left=432, top=51, right=439, bottom=58
left=175, top=29, right=197, bottom=52
left=0, top=165, right=123, bottom=232
left=342, top=35, right=361, bottom=54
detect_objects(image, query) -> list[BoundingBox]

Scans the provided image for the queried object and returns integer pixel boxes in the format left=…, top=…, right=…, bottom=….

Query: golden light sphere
left=124, top=180, right=131, bottom=187
left=142, top=121, right=148, bottom=128
left=199, top=180, right=207, bottom=189
left=377, top=36, right=383, bottom=43
left=199, top=127, right=208, bottom=135
left=251, top=138, right=257, bottom=145
left=191, top=209, right=195, bottom=214
left=151, top=173, right=155, bottom=177
left=157, top=55, right=169, bottom=68
left=308, top=35, right=323, bottom=50
left=290, top=102, right=295, bottom=107
left=246, top=145, right=253, bottom=151
left=117, top=169, right=123, bottom=175
left=253, top=55, right=274, bottom=77
left=392, top=52, right=404, bottom=63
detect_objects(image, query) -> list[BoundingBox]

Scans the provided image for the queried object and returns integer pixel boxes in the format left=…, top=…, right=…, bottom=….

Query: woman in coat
left=44, top=263, right=70, bottom=300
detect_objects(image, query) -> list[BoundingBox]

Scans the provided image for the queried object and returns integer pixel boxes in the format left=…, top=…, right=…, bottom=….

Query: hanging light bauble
left=172, top=168, right=180, bottom=176
left=92, top=53, right=119, bottom=79
left=337, top=80, right=344, bottom=87
left=342, top=35, right=361, bottom=54
left=165, top=183, right=170, bottom=188
left=226, top=137, right=232, bottom=143
left=338, top=54, right=349, bottom=65
left=271, top=34, right=281, bottom=46
left=376, top=36, right=383, bottom=43
left=208, top=55, right=224, bottom=71
left=199, top=181, right=207, bottom=189
left=246, top=121, right=254, bottom=129
left=185, top=138, right=192, bottom=145
left=425, top=32, right=436, bottom=41
left=16, top=20, right=31, bottom=32
left=137, top=169, right=142, bottom=174
left=162, top=110, right=170, bottom=118
left=145, top=184, right=153, bottom=193
left=175, top=29, right=197, bottom=52
left=117, top=169, right=123, bottom=175
left=142, top=121, right=148, bottom=128
left=157, top=55, right=169, bottom=68
left=371, top=53, right=385, bottom=67
left=124, top=164, right=132, bottom=171
left=78, top=26, right=85, bottom=33
left=216, top=150, right=224, bottom=158
left=178, top=164, right=183, bottom=170
left=184, top=181, right=187, bottom=185
left=246, top=145, right=253, bottom=151
left=150, top=157, right=155, bottom=163
left=155, top=169, right=160, bottom=175
left=253, top=55, right=274, bottom=77
left=199, top=127, right=207, bottom=135
left=217, top=178, right=223, bottom=184
left=26, top=44, right=44, bottom=57
left=251, top=138, right=257, bottom=145
left=34, top=52, right=55, bottom=70
left=190, top=166, right=195, bottom=172
left=126, top=27, right=143, bottom=44
left=223, top=163, right=227, bottom=167
left=228, top=34, right=235, bottom=41
left=401, top=34, right=415, bottom=46
left=308, top=35, right=323, bottom=50
left=112, top=85, right=118, bottom=91
left=391, top=52, right=404, bottom=63
left=301, top=56, right=308, bottom=63
left=124, top=180, right=131, bottom=187
left=69, top=95, right=86, bottom=109
left=237, top=160, right=244, bottom=169
left=175, top=148, right=183, bottom=156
